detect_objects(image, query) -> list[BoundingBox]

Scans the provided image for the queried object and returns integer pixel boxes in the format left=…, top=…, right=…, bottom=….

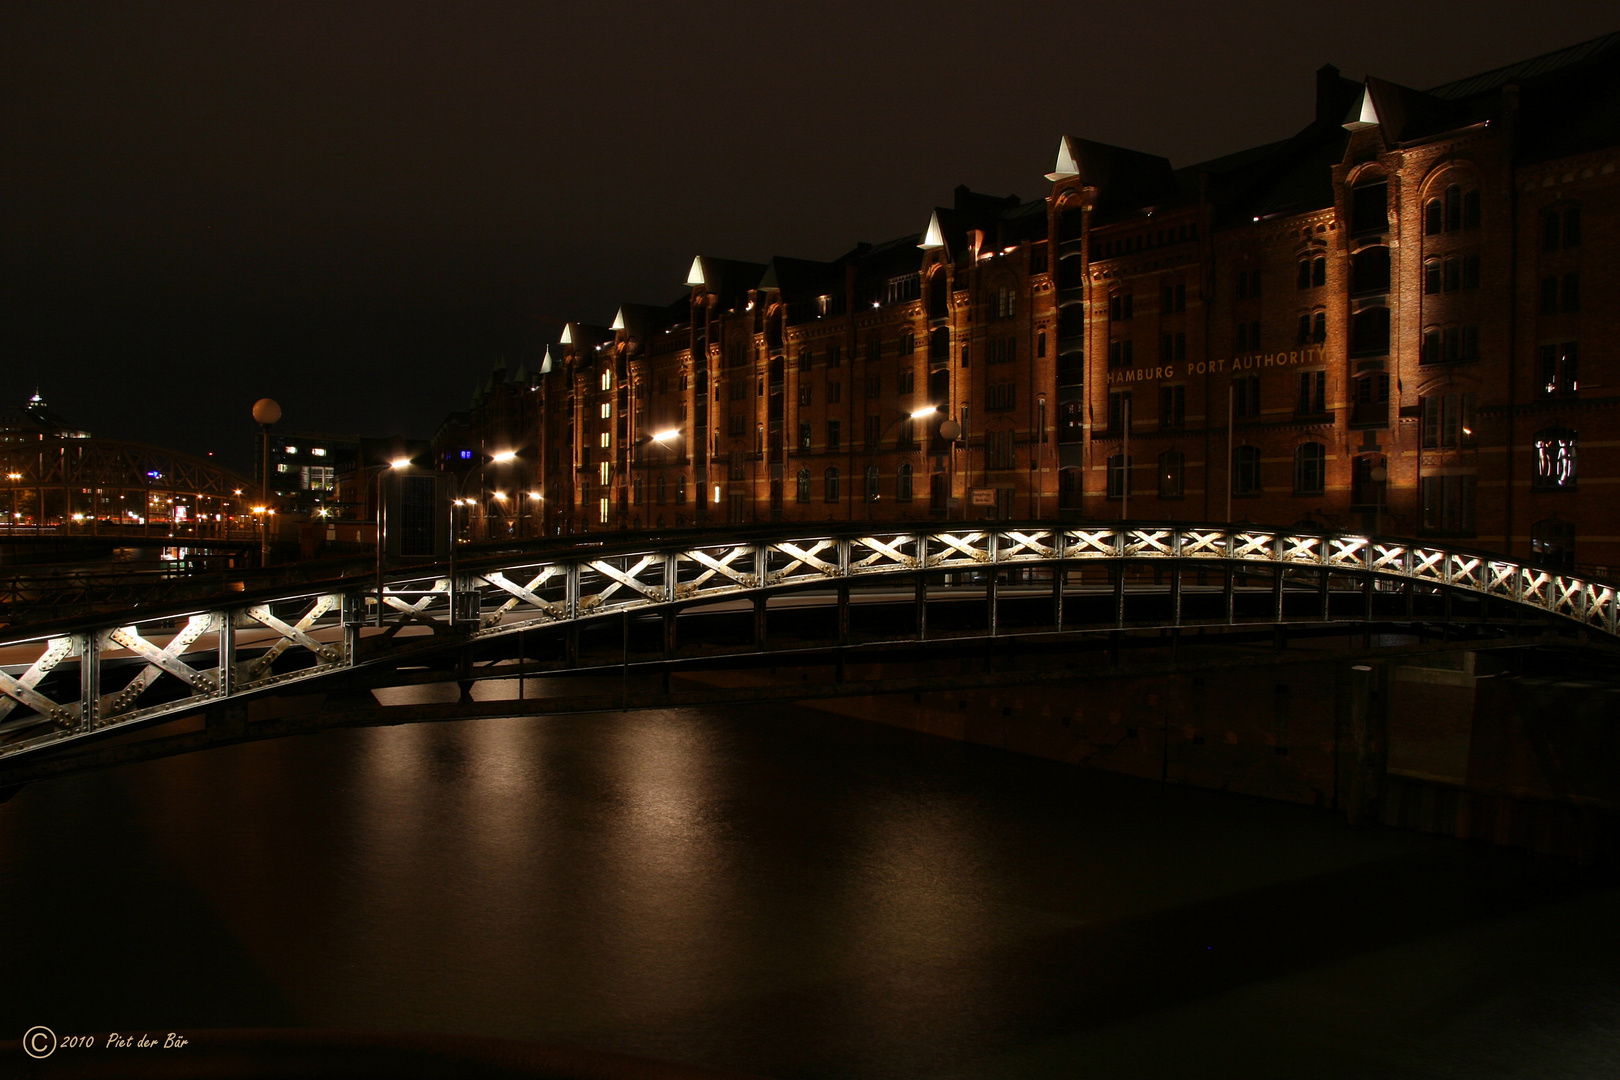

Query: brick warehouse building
left=440, top=32, right=1620, bottom=571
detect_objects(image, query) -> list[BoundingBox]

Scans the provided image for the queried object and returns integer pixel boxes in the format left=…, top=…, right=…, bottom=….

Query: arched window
left=676, top=475, right=687, bottom=504
left=1158, top=450, right=1185, bottom=499
left=656, top=474, right=667, bottom=504
left=1059, top=467, right=1081, bottom=509
left=633, top=477, right=644, bottom=505
left=824, top=467, right=839, bottom=503
left=1294, top=443, right=1326, bottom=494
left=1425, top=199, right=1443, bottom=235
left=1312, top=311, right=1327, bottom=343
left=864, top=465, right=880, bottom=502
left=1351, top=307, right=1389, bottom=355
left=928, top=326, right=950, bottom=364
left=796, top=468, right=810, bottom=503
left=1107, top=454, right=1131, bottom=499
left=1232, top=446, right=1261, bottom=495
left=1444, top=184, right=1462, bottom=231
left=897, top=463, right=913, bottom=502
left=1351, top=247, right=1390, bottom=294
left=1533, top=427, right=1578, bottom=489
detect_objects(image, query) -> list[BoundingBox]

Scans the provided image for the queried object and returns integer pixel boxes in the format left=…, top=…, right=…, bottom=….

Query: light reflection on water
left=0, top=693, right=1618, bottom=1079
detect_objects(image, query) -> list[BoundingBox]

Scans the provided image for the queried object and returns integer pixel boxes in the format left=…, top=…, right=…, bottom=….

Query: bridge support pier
left=1344, top=661, right=1388, bottom=826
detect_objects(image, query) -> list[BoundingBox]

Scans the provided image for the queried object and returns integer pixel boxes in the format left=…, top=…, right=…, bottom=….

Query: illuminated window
left=601, top=370, right=612, bottom=391
left=599, top=461, right=610, bottom=485
left=599, top=497, right=609, bottom=523
left=1533, top=427, right=1577, bottom=489
left=599, top=432, right=610, bottom=448
left=284, top=446, right=298, bottom=454
left=310, top=447, right=327, bottom=457
left=600, top=403, right=611, bottom=418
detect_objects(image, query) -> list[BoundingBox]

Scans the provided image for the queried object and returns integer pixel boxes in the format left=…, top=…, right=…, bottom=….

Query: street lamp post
left=375, top=455, right=411, bottom=628
left=251, top=398, right=281, bottom=565
left=449, top=449, right=517, bottom=624
left=865, top=406, right=939, bottom=520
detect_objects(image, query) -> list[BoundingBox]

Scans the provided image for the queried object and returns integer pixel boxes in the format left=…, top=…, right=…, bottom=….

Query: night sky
left=3, top=2, right=1615, bottom=471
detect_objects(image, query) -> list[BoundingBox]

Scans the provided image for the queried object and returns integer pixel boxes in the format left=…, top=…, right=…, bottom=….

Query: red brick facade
left=444, top=35, right=1620, bottom=572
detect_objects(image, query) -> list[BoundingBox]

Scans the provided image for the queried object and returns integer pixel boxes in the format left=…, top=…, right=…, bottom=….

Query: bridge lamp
left=492, top=491, right=507, bottom=501
left=490, top=450, right=518, bottom=464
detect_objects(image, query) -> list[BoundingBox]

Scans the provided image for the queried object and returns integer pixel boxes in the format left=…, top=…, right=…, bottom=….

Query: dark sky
left=3, top=1, right=1615, bottom=470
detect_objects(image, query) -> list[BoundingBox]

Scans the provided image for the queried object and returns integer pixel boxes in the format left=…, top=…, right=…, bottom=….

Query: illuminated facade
left=451, top=33, right=1620, bottom=570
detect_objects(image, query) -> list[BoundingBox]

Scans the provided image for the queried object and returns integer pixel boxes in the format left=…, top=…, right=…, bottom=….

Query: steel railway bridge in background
left=1, top=521, right=1616, bottom=789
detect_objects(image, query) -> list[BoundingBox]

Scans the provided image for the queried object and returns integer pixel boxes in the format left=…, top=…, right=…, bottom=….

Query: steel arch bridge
left=0, top=437, right=260, bottom=540
left=1, top=521, right=1615, bottom=772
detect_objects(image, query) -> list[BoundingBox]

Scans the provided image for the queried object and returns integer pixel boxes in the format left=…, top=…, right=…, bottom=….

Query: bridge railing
left=2, top=523, right=1615, bottom=766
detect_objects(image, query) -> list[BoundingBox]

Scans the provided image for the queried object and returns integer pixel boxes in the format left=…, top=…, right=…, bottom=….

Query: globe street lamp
left=251, top=398, right=281, bottom=564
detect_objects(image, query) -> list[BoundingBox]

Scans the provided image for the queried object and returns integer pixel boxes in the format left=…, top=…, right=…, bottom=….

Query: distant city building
left=0, top=391, right=90, bottom=443
left=445, top=32, right=1620, bottom=572
left=260, top=430, right=358, bottom=514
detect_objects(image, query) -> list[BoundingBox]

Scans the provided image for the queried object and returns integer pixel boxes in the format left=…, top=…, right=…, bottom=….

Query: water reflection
left=0, top=701, right=1616, bottom=1079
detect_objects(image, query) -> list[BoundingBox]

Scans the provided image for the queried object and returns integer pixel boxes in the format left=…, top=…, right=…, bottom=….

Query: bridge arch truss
left=2, top=523, right=1614, bottom=766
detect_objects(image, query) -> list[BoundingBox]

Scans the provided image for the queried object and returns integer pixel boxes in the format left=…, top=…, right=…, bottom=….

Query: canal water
left=2, top=701, right=1617, bottom=1079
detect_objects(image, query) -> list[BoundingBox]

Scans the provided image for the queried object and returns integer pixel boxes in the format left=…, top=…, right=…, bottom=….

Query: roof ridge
left=1425, top=30, right=1620, bottom=100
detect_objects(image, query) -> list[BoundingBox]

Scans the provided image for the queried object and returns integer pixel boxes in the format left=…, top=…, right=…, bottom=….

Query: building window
left=1294, top=443, right=1326, bottom=495
left=1232, top=446, right=1261, bottom=495
left=1533, top=427, right=1578, bottom=489
left=1059, top=400, right=1083, bottom=443
left=825, top=419, right=841, bottom=452
left=1158, top=450, right=1184, bottom=499
left=1106, top=454, right=1131, bottom=499
left=798, top=385, right=813, bottom=407
left=864, top=465, right=880, bottom=502
left=898, top=370, right=914, bottom=393
left=1538, top=341, right=1578, bottom=396
left=1542, top=204, right=1581, bottom=251
left=656, top=475, right=666, bottom=504
left=796, top=468, right=810, bottom=503
left=897, top=463, right=913, bottom=502
left=986, top=429, right=1015, bottom=471
left=1059, top=467, right=1081, bottom=509
left=1352, top=371, right=1389, bottom=426
left=1108, top=389, right=1131, bottom=433
left=676, top=475, right=687, bottom=504
left=798, top=422, right=811, bottom=451
left=1297, top=256, right=1326, bottom=289
left=1530, top=517, right=1575, bottom=573
left=1108, top=340, right=1134, bottom=368
left=1543, top=273, right=1580, bottom=314
left=1420, top=392, right=1476, bottom=449
left=1109, top=292, right=1134, bottom=321
left=1161, top=332, right=1186, bottom=361
left=826, top=380, right=841, bottom=404
left=601, top=370, right=612, bottom=391
left=987, top=382, right=1016, bottom=411
left=1037, top=330, right=1047, bottom=358
left=1235, top=321, right=1261, bottom=351
left=994, top=286, right=1016, bottom=319
left=826, top=344, right=842, bottom=368
left=799, top=349, right=813, bottom=372
left=864, top=414, right=882, bottom=450
left=1235, top=268, right=1262, bottom=300
left=824, top=468, right=839, bottom=503
left=1297, top=370, right=1326, bottom=416
left=1233, top=375, right=1260, bottom=419
left=898, top=332, right=914, bottom=356
left=1160, top=384, right=1184, bottom=429
left=1352, top=247, right=1390, bottom=294
left=1351, top=178, right=1387, bottom=235
left=1420, top=474, right=1476, bottom=534
left=1351, top=307, right=1390, bottom=356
